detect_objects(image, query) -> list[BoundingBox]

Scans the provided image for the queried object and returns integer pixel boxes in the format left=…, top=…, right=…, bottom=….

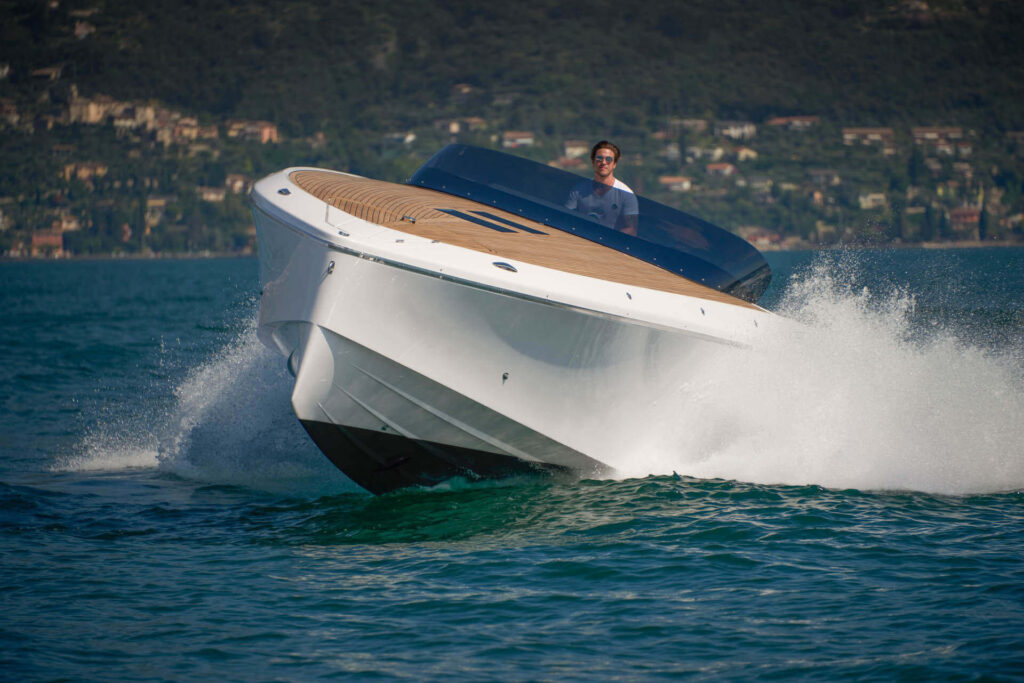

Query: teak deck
left=291, top=170, right=757, bottom=309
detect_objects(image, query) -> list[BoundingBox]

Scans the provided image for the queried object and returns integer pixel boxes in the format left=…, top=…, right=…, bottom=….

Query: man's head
left=591, top=140, right=621, bottom=163
left=591, top=140, right=620, bottom=182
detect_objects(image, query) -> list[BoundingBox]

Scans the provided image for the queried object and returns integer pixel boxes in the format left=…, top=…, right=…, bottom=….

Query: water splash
left=58, top=253, right=1023, bottom=497
left=629, top=254, right=1024, bottom=495
left=153, top=325, right=357, bottom=496
left=58, top=320, right=357, bottom=497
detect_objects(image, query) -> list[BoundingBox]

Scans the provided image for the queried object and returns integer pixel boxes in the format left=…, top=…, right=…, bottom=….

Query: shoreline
left=753, top=239, right=1023, bottom=252
left=0, top=251, right=257, bottom=262
left=2, top=241, right=1022, bottom=263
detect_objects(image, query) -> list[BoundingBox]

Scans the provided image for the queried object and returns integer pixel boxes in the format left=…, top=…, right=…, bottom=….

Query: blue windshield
left=408, top=144, right=771, bottom=303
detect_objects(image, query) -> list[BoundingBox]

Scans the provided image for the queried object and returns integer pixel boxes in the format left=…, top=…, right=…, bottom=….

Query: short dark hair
left=591, top=140, right=621, bottom=162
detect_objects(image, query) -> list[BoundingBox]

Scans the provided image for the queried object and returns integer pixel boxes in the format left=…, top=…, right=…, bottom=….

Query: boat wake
left=624, top=255, right=1024, bottom=495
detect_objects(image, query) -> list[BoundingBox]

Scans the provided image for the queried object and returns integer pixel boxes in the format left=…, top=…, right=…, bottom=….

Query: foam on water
left=58, top=321, right=357, bottom=496
left=625, top=255, right=1024, bottom=495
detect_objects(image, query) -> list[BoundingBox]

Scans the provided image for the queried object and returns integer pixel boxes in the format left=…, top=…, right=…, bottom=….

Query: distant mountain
left=3, top=0, right=1023, bottom=136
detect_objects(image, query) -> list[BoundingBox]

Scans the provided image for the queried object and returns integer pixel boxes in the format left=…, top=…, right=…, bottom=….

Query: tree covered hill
left=3, top=0, right=1024, bottom=138
left=3, top=0, right=1024, bottom=255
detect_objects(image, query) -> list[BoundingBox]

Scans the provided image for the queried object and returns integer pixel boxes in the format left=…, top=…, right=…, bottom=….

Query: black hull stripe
left=300, top=420, right=569, bottom=494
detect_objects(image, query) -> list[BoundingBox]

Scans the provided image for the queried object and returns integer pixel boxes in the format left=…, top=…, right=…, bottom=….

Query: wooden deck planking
left=290, top=169, right=757, bottom=308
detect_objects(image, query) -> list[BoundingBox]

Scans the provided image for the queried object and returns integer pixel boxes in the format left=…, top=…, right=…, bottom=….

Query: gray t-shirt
left=566, top=179, right=639, bottom=231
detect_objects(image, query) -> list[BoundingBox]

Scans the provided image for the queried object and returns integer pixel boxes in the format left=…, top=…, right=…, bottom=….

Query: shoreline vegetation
left=2, top=0, right=1023, bottom=259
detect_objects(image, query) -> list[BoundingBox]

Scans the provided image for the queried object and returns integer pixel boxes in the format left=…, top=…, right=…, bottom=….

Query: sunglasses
left=593, top=155, right=615, bottom=163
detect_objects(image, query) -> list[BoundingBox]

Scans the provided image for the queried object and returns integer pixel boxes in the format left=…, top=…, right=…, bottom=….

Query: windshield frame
left=408, top=144, right=771, bottom=303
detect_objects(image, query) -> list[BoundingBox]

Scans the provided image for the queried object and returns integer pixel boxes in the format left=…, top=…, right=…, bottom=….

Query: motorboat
left=251, top=144, right=772, bottom=494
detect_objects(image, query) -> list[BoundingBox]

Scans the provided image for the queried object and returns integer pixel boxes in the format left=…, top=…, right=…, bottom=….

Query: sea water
left=1, top=250, right=1023, bottom=680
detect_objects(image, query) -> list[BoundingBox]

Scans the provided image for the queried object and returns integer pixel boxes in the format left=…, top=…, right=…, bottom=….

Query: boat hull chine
left=287, top=321, right=608, bottom=494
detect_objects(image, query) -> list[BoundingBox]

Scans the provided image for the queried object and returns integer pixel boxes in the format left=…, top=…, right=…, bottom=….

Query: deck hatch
left=472, top=211, right=548, bottom=235
left=438, top=209, right=516, bottom=233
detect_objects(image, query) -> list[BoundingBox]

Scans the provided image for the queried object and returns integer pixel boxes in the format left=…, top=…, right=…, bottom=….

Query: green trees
left=2, top=0, right=1024, bottom=254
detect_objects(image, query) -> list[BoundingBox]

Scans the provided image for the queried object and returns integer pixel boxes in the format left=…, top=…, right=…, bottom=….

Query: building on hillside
left=225, top=120, right=279, bottom=144
left=32, top=66, right=62, bottom=81
left=842, top=127, right=896, bottom=154
left=563, top=140, right=590, bottom=158
left=145, top=197, right=172, bottom=228
left=736, top=226, right=782, bottom=248
left=999, top=212, right=1023, bottom=232
left=57, top=213, right=81, bottom=232
left=111, top=103, right=157, bottom=133
left=658, top=176, right=693, bottom=192
left=62, top=162, right=108, bottom=182
left=735, top=146, right=758, bottom=162
left=714, top=120, right=757, bottom=140
left=706, top=162, right=737, bottom=177
left=501, top=131, right=535, bottom=148
left=687, top=145, right=724, bottom=161
left=225, top=174, right=251, bottom=194
left=950, top=206, right=981, bottom=239
left=858, top=192, right=887, bottom=210
left=69, top=94, right=124, bottom=124
left=952, top=162, right=973, bottom=180
left=112, top=112, right=138, bottom=135
left=911, top=126, right=963, bottom=143
left=659, top=142, right=682, bottom=162
left=435, top=118, right=461, bottom=135
left=382, top=131, right=416, bottom=146
left=460, top=116, right=488, bottom=131
left=197, top=186, right=226, bottom=203
left=548, top=157, right=585, bottom=171
left=174, top=117, right=200, bottom=141
left=746, top=175, right=774, bottom=194
left=766, top=116, right=820, bottom=130
left=31, top=230, right=64, bottom=257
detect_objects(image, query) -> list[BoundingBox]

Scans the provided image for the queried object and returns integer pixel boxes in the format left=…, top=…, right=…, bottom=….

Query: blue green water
left=2, top=250, right=1023, bottom=679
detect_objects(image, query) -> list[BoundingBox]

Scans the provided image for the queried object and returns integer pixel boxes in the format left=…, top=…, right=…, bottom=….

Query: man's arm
left=621, top=191, right=639, bottom=236
left=565, top=185, right=581, bottom=210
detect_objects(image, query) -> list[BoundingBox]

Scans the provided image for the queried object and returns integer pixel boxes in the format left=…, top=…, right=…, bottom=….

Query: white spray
left=622, top=257, right=1024, bottom=494
left=59, top=321, right=357, bottom=496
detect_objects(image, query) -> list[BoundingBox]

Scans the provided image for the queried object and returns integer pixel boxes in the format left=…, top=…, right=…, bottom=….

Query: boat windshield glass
left=409, top=144, right=770, bottom=303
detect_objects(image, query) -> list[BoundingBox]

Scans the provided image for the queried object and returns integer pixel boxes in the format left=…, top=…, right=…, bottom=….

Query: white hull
left=253, top=167, right=771, bottom=493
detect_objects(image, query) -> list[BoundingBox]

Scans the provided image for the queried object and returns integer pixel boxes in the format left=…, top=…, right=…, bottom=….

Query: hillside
left=2, top=0, right=1024, bottom=255
left=5, top=0, right=1024, bottom=134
